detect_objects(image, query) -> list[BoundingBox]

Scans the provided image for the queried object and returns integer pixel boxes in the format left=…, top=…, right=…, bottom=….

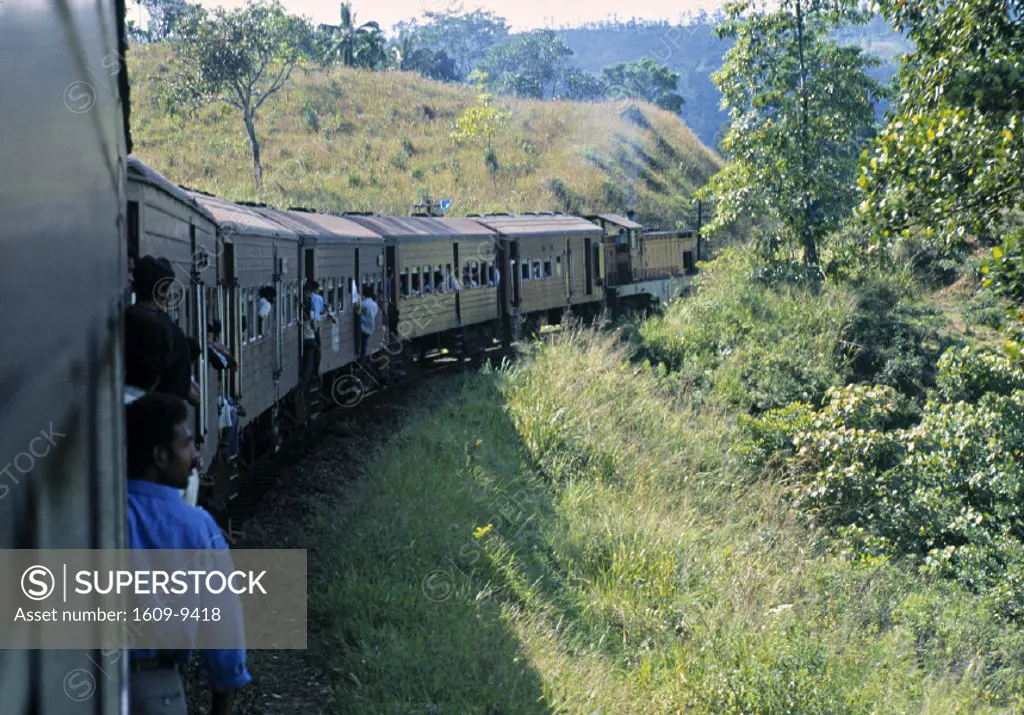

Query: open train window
left=247, top=289, right=256, bottom=342
left=555, top=256, right=563, bottom=276
left=445, top=264, right=453, bottom=291
left=411, top=266, right=421, bottom=295
left=400, top=268, right=409, bottom=298
left=683, top=250, right=695, bottom=274
left=433, top=266, right=443, bottom=293
left=521, top=260, right=530, bottom=281
left=532, top=260, right=542, bottom=280
left=543, top=258, right=553, bottom=279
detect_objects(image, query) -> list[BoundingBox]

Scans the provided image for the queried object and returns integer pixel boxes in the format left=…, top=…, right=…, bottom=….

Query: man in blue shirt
left=125, top=393, right=252, bottom=715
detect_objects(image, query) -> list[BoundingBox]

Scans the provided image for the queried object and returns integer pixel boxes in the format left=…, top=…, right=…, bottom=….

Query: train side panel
left=0, top=0, right=129, bottom=711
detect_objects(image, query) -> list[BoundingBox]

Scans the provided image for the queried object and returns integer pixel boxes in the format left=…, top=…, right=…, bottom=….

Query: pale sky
left=137, top=0, right=728, bottom=33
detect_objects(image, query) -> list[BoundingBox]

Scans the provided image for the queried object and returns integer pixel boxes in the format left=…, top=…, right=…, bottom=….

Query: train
left=126, top=159, right=703, bottom=515
left=0, top=1, right=700, bottom=711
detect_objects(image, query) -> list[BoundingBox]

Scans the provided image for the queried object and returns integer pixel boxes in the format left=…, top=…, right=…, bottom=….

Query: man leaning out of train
left=125, top=392, right=251, bottom=715
left=131, top=255, right=201, bottom=408
left=124, top=304, right=200, bottom=504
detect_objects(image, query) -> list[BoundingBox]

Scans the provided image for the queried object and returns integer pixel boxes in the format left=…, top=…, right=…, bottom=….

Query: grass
left=296, top=316, right=1024, bottom=713
left=126, top=45, right=720, bottom=228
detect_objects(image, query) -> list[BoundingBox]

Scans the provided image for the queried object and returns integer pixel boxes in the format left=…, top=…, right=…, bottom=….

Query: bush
left=744, top=351, right=1024, bottom=618
left=936, top=346, right=1024, bottom=402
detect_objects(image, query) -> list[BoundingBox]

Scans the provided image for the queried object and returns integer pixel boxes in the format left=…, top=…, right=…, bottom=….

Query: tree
left=476, top=30, right=573, bottom=99
left=561, top=69, right=607, bottom=101
left=318, top=2, right=386, bottom=68
left=164, top=0, right=311, bottom=192
left=857, top=0, right=1024, bottom=254
left=137, top=0, right=188, bottom=41
left=395, top=7, right=509, bottom=81
left=397, top=36, right=460, bottom=82
left=600, top=58, right=684, bottom=113
left=451, top=71, right=512, bottom=185
left=702, top=0, right=885, bottom=264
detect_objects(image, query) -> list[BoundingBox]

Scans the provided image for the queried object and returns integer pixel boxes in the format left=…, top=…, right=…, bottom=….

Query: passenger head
left=125, top=392, right=197, bottom=489
left=125, top=306, right=173, bottom=391
left=362, top=284, right=374, bottom=299
left=132, top=255, right=177, bottom=307
left=208, top=319, right=222, bottom=339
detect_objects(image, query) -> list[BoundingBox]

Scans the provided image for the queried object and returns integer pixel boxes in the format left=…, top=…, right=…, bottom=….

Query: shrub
left=936, top=346, right=1024, bottom=402
left=744, top=350, right=1024, bottom=618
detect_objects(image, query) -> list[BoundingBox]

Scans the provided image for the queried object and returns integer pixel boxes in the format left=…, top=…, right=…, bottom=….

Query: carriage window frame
left=521, top=259, right=530, bottom=281
left=532, top=259, right=542, bottom=280
left=543, top=257, right=553, bottom=279
left=555, top=255, right=563, bottom=277
left=411, top=266, right=421, bottom=295
left=445, top=264, right=453, bottom=292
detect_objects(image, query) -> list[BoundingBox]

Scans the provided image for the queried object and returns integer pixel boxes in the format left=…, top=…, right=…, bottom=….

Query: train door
left=224, top=242, right=241, bottom=403
left=564, top=237, right=572, bottom=298
left=386, top=244, right=397, bottom=320
left=453, top=242, right=461, bottom=323
left=510, top=240, right=521, bottom=308
left=273, top=244, right=283, bottom=380
left=495, top=240, right=506, bottom=317
left=188, top=223, right=208, bottom=445
left=304, top=247, right=315, bottom=286
left=567, top=239, right=574, bottom=300
left=584, top=237, right=594, bottom=296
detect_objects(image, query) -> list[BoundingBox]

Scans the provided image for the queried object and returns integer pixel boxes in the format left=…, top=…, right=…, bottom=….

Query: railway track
left=209, top=342, right=513, bottom=532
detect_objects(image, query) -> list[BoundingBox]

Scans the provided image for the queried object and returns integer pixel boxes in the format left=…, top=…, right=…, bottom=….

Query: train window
left=445, top=264, right=453, bottom=292
left=247, top=290, right=256, bottom=342
left=480, top=262, right=488, bottom=286
left=400, top=268, right=409, bottom=298
left=555, top=256, right=563, bottom=276
left=532, top=260, right=542, bottom=280
left=488, top=263, right=498, bottom=286
left=411, top=266, right=421, bottom=295
left=544, top=258, right=553, bottom=279
left=433, top=266, right=444, bottom=294
left=521, top=260, right=530, bottom=281
left=683, top=250, right=695, bottom=273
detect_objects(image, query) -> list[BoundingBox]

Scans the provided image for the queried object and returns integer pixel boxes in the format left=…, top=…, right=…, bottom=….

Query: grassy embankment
left=290, top=247, right=1023, bottom=713
left=127, top=45, right=719, bottom=228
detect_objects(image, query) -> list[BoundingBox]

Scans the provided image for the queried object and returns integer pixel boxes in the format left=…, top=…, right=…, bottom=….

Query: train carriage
left=250, top=207, right=386, bottom=374
left=182, top=191, right=301, bottom=506
left=1, top=0, right=130, bottom=710
left=348, top=215, right=503, bottom=357
left=126, top=159, right=221, bottom=475
left=474, top=214, right=606, bottom=335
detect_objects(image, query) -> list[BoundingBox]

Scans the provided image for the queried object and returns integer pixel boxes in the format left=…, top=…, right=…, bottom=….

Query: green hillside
left=127, top=45, right=719, bottom=228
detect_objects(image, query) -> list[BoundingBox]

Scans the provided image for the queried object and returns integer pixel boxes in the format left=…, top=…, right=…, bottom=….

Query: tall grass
left=304, top=319, right=1023, bottom=712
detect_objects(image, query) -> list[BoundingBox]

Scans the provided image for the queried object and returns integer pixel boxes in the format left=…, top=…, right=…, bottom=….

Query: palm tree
left=320, top=2, right=381, bottom=67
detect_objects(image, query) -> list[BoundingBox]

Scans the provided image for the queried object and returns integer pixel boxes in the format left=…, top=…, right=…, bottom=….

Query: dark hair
left=208, top=319, right=222, bottom=337
left=132, top=255, right=176, bottom=303
left=126, top=392, right=189, bottom=479
left=258, top=286, right=276, bottom=301
left=362, top=284, right=374, bottom=299
left=125, top=305, right=173, bottom=390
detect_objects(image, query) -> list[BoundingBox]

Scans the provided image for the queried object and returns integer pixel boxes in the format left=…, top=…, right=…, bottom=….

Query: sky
left=136, top=0, right=730, bottom=33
